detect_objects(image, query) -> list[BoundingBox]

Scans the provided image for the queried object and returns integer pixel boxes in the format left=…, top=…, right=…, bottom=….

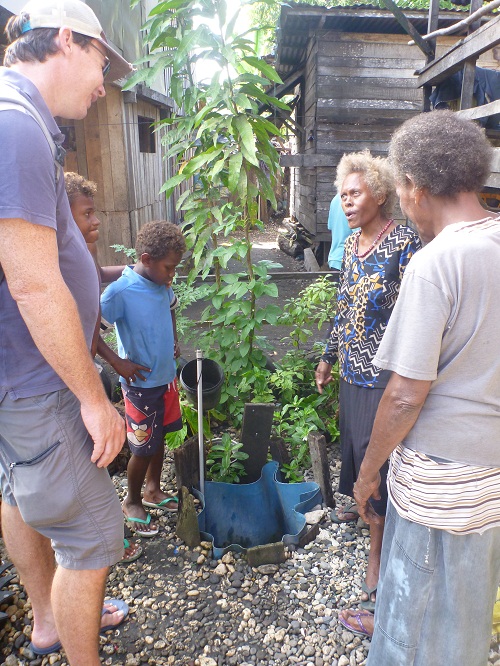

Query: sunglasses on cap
left=88, top=41, right=111, bottom=79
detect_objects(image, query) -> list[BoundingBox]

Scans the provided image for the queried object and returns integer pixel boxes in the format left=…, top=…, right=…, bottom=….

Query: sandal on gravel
left=338, top=609, right=373, bottom=638
left=125, top=513, right=159, bottom=538
left=120, top=538, right=143, bottom=564
left=30, top=599, right=130, bottom=652
left=330, top=503, right=360, bottom=524
left=360, top=581, right=377, bottom=613
left=0, top=562, right=14, bottom=577
left=29, top=640, right=62, bottom=656
left=0, top=573, right=16, bottom=589
left=0, top=589, right=15, bottom=605
left=142, top=496, right=178, bottom=512
left=100, top=598, right=129, bottom=635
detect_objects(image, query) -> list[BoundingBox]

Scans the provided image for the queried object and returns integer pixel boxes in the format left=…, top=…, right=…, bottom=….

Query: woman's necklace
left=354, top=219, right=393, bottom=259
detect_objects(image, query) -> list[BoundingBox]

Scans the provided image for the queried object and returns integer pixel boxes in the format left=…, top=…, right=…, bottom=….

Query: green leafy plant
left=206, top=433, right=248, bottom=483
left=274, top=393, right=330, bottom=482
left=125, top=0, right=288, bottom=427
left=110, top=243, right=137, bottom=261
left=279, top=276, right=337, bottom=351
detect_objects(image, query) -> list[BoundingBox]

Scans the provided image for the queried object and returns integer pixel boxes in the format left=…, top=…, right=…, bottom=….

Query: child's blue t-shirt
left=100, top=266, right=177, bottom=388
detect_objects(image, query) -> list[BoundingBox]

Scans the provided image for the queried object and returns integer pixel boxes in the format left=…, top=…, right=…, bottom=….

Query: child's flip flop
left=142, top=496, right=178, bottom=512
left=125, top=514, right=159, bottom=538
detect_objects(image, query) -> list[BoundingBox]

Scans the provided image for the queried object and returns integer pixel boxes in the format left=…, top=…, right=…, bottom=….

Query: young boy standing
left=101, top=221, right=186, bottom=536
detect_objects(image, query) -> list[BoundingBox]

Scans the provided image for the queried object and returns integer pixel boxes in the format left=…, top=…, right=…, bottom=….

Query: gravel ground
left=1, top=443, right=500, bottom=665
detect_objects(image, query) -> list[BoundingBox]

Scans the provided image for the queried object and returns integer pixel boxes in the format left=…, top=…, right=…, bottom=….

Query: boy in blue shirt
left=101, top=221, right=186, bottom=537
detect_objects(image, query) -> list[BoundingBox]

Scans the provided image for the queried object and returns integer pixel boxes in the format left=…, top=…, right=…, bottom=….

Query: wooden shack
left=275, top=3, right=500, bottom=248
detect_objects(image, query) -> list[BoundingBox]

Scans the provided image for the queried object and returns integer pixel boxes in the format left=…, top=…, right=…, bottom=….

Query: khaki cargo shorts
left=0, top=389, right=124, bottom=570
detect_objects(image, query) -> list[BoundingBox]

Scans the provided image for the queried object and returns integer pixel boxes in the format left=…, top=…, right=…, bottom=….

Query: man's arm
left=353, top=372, right=432, bottom=524
left=0, top=218, right=124, bottom=467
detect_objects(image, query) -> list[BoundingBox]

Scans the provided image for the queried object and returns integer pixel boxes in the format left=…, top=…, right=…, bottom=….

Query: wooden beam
left=380, top=0, right=434, bottom=57
left=416, top=15, right=500, bottom=87
left=460, top=0, right=483, bottom=111
left=280, top=154, right=336, bottom=167
left=423, top=0, right=440, bottom=110
left=485, top=147, right=500, bottom=188
left=308, top=432, right=335, bottom=509
left=455, top=98, right=500, bottom=121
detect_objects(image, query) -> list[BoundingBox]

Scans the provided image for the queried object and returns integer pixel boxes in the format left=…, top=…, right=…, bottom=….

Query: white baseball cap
left=19, top=0, right=133, bottom=81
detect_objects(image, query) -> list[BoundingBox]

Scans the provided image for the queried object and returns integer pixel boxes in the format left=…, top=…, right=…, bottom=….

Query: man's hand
left=315, top=360, right=332, bottom=394
left=353, top=470, right=384, bottom=526
left=81, top=400, right=125, bottom=468
left=113, top=357, right=150, bottom=385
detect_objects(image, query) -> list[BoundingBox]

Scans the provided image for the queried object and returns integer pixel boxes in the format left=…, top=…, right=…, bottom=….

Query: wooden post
left=308, top=431, right=335, bottom=508
left=174, top=435, right=203, bottom=492
left=269, top=436, right=291, bottom=467
left=240, top=403, right=275, bottom=483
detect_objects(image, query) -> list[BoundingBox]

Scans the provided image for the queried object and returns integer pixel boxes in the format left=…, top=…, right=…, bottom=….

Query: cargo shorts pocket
left=9, top=439, right=79, bottom=529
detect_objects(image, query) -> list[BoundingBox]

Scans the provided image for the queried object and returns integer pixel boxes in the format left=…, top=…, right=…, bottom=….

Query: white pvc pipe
left=196, top=349, right=205, bottom=496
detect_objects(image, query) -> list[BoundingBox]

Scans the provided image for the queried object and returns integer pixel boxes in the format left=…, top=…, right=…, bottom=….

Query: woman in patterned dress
left=315, top=150, right=421, bottom=615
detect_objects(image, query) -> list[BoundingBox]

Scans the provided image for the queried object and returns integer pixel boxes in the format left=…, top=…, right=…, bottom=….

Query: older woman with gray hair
left=315, top=150, right=421, bottom=619
left=353, top=110, right=500, bottom=664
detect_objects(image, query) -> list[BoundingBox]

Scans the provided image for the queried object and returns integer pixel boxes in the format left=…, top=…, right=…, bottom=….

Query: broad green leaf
left=234, top=116, right=258, bottom=166
left=242, top=56, right=283, bottom=84
left=159, top=173, right=187, bottom=198
left=228, top=152, right=243, bottom=193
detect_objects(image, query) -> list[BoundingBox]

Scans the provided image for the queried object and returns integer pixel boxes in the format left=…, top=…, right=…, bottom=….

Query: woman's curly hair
left=335, top=149, right=397, bottom=219
left=135, top=221, right=186, bottom=260
left=389, top=110, right=493, bottom=196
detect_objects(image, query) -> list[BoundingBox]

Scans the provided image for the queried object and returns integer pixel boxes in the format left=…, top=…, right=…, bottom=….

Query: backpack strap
left=0, top=84, right=65, bottom=285
left=0, top=85, right=65, bottom=182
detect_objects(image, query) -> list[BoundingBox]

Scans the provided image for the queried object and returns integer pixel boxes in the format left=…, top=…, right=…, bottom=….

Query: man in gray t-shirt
left=0, top=1, right=133, bottom=662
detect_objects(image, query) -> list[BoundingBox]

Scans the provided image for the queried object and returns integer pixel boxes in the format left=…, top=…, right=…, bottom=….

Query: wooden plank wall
left=290, top=29, right=500, bottom=241
left=62, top=86, right=185, bottom=266
left=62, top=86, right=133, bottom=266
left=294, top=36, right=319, bottom=234
left=124, top=98, right=167, bottom=249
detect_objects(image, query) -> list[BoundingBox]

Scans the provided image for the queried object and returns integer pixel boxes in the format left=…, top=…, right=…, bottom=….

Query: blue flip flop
left=100, top=598, right=129, bottom=634
left=30, top=599, right=129, bottom=652
left=30, top=640, right=62, bottom=656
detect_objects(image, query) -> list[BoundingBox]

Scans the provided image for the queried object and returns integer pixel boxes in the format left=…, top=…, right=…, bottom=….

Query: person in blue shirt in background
left=327, top=193, right=355, bottom=279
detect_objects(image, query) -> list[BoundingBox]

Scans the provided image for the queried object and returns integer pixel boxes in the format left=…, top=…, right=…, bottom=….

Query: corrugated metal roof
left=276, top=3, right=469, bottom=77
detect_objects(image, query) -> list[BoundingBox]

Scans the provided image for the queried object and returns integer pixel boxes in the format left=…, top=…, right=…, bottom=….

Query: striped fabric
left=388, top=444, right=500, bottom=535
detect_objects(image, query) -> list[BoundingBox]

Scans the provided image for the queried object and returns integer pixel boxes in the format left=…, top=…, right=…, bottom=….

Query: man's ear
left=140, top=252, right=152, bottom=266
left=57, top=27, right=74, bottom=55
